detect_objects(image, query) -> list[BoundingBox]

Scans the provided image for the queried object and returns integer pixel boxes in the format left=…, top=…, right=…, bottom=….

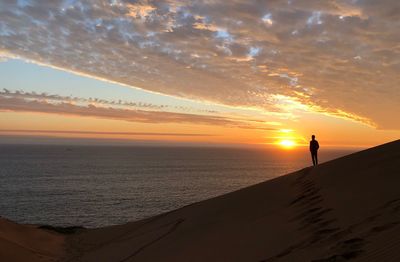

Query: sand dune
left=0, top=217, right=64, bottom=261
left=1, top=140, right=399, bottom=261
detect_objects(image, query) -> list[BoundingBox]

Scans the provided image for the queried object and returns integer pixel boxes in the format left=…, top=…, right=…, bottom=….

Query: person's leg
left=311, top=152, right=316, bottom=166
left=315, top=152, right=318, bottom=165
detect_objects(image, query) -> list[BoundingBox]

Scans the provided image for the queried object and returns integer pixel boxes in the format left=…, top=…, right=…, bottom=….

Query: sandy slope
left=1, top=140, right=399, bottom=261
left=0, top=217, right=64, bottom=261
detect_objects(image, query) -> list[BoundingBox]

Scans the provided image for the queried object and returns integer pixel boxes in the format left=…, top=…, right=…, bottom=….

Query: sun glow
left=278, top=139, right=297, bottom=149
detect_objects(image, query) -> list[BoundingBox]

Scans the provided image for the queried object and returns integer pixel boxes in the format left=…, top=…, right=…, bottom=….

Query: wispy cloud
left=0, top=91, right=275, bottom=130
left=0, top=129, right=214, bottom=137
left=0, top=89, right=217, bottom=114
left=0, top=0, right=399, bottom=128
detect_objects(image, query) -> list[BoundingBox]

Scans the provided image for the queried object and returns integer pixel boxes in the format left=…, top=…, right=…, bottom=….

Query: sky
left=0, top=0, right=399, bottom=149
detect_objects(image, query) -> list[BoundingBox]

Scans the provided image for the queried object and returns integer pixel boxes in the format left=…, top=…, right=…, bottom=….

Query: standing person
left=310, top=135, right=319, bottom=166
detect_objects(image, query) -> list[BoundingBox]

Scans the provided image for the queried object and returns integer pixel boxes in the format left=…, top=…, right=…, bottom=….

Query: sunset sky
left=0, top=0, right=399, bottom=148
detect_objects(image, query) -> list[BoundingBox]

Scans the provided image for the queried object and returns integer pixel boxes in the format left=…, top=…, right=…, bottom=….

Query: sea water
left=0, top=144, right=354, bottom=227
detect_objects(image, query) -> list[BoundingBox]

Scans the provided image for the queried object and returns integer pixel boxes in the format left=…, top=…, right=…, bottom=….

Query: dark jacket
left=310, top=140, right=319, bottom=153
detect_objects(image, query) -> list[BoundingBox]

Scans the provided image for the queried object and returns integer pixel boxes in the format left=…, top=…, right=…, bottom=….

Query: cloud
left=0, top=50, right=15, bottom=62
left=0, top=92, right=275, bottom=130
left=0, top=129, right=214, bottom=137
left=0, top=89, right=168, bottom=110
left=0, top=89, right=218, bottom=114
left=0, top=0, right=399, bottom=129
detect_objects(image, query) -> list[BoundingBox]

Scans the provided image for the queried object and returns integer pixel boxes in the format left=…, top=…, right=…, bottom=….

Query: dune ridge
left=1, top=140, right=399, bottom=261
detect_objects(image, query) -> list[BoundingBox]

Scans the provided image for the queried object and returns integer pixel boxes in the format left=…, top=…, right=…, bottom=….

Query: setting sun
left=278, top=140, right=297, bottom=149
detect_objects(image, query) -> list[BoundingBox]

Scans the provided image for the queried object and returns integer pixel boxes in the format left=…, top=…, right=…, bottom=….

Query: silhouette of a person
left=309, top=135, right=319, bottom=166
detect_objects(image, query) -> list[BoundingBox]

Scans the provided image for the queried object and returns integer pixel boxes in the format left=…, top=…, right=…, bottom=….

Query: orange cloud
left=0, top=94, right=276, bottom=131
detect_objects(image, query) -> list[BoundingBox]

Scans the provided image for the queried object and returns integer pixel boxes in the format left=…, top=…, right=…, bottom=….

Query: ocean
left=0, top=144, right=355, bottom=228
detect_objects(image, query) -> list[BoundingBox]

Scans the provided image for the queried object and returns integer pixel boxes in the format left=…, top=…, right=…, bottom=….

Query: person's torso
left=310, top=140, right=319, bottom=151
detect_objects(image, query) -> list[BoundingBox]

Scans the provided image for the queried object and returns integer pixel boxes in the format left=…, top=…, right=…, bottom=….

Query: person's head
left=311, top=135, right=315, bottom=140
